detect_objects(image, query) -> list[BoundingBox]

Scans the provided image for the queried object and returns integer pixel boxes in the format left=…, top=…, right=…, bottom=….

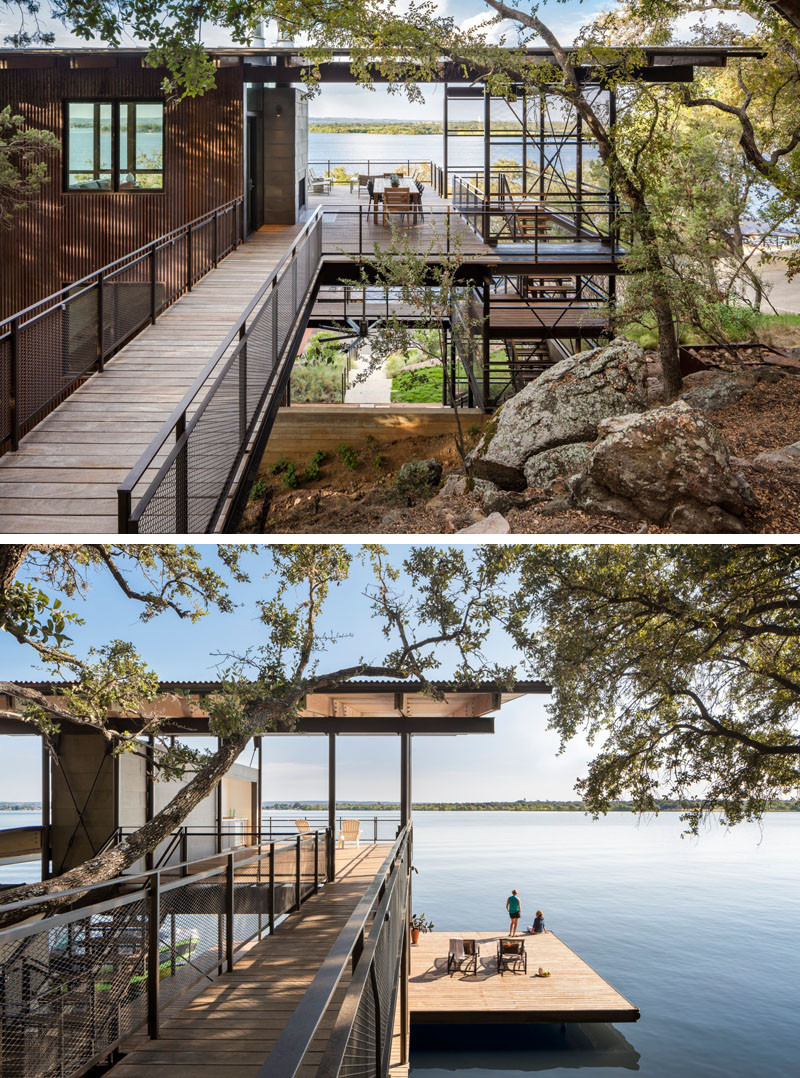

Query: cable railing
left=0, top=831, right=328, bottom=1078
left=257, top=824, right=411, bottom=1078
left=0, top=198, right=243, bottom=456
left=117, top=207, right=323, bottom=533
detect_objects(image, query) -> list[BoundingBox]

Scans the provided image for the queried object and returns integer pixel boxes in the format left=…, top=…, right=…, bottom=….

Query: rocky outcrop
left=455, top=511, right=510, bottom=534
left=570, top=400, right=757, bottom=532
left=523, top=442, right=592, bottom=490
left=470, top=338, right=648, bottom=488
left=754, top=441, right=800, bottom=468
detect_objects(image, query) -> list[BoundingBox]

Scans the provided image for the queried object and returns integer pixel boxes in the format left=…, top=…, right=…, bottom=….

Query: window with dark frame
left=65, top=100, right=164, bottom=192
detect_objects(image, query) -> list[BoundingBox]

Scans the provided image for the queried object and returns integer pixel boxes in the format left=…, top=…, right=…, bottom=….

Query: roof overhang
left=0, top=46, right=764, bottom=86
left=768, top=0, right=800, bottom=29
left=0, top=679, right=549, bottom=737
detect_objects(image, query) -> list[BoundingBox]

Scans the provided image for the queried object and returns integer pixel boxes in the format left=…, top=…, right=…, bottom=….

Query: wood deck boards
left=410, top=932, right=639, bottom=1025
left=110, top=844, right=393, bottom=1078
left=0, top=225, right=302, bottom=534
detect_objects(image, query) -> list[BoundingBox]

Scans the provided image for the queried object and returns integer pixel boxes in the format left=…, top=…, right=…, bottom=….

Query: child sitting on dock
left=528, top=910, right=546, bottom=934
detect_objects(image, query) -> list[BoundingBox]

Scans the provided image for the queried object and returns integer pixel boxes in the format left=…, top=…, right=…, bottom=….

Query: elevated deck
left=410, top=932, right=639, bottom=1025
left=0, top=225, right=302, bottom=533
left=109, top=844, right=404, bottom=1078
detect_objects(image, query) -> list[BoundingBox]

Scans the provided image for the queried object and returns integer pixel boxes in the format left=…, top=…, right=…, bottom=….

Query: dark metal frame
left=447, top=938, right=480, bottom=977
left=497, top=937, right=527, bottom=976
left=62, top=98, right=166, bottom=194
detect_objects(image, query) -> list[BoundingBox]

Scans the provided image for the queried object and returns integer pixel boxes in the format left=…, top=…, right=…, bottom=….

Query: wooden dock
left=109, top=844, right=406, bottom=1078
left=409, top=932, right=639, bottom=1025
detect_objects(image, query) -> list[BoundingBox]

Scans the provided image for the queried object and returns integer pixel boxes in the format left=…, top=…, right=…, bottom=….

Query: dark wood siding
left=0, top=56, right=244, bottom=319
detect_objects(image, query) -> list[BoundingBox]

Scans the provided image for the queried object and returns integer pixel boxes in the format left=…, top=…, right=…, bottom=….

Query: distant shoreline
left=263, top=800, right=800, bottom=813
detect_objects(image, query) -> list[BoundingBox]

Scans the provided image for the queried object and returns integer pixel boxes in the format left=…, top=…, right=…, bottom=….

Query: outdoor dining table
left=370, top=178, right=421, bottom=224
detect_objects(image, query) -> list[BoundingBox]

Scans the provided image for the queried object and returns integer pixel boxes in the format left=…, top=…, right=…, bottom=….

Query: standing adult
left=506, top=889, right=521, bottom=936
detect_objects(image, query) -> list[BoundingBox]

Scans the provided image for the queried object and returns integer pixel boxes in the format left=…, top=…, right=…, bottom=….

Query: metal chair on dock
left=497, top=937, right=527, bottom=975
left=447, top=937, right=480, bottom=976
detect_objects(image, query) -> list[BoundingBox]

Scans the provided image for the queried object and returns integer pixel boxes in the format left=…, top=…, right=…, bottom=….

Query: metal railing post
left=180, top=827, right=188, bottom=875
left=150, top=242, right=158, bottom=324
left=147, top=871, right=161, bottom=1039
left=269, top=841, right=275, bottom=933
left=238, top=323, right=247, bottom=441
left=214, top=209, right=220, bottom=268
left=374, top=816, right=378, bottom=843
left=314, top=831, right=319, bottom=894
left=175, top=411, right=188, bottom=533
left=359, top=203, right=363, bottom=258
left=186, top=224, right=193, bottom=291
left=226, top=852, right=235, bottom=971
left=96, top=272, right=105, bottom=372
left=9, top=317, right=19, bottom=452
left=295, top=835, right=301, bottom=911
left=117, top=488, right=132, bottom=533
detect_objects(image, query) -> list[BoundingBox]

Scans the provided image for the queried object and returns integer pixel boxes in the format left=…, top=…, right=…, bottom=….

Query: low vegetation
left=290, top=331, right=347, bottom=403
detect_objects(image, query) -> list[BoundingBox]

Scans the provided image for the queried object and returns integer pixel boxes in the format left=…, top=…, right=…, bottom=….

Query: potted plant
left=390, top=172, right=400, bottom=188
left=410, top=913, right=434, bottom=945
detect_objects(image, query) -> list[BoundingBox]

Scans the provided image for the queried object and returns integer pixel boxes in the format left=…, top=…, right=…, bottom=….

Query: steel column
left=147, top=871, right=161, bottom=1039
left=328, top=733, right=336, bottom=882
left=41, top=739, right=50, bottom=880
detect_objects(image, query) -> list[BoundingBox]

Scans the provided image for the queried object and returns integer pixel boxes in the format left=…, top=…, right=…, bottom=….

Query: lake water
left=1, top=809, right=797, bottom=1075
left=308, top=132, right=597, bottom=176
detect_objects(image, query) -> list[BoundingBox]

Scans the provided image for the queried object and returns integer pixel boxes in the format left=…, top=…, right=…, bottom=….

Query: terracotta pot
left=411, top=928, right=421, bottom=945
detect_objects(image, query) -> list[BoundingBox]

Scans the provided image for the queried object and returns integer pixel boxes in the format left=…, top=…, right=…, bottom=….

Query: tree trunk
left=0, top=732, right=252, bottom=928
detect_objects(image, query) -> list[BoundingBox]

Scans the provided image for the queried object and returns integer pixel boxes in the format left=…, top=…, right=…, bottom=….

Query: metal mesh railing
left=119, top=208, right=323, bottom=534
left=0, top=832, right=330, bottom=1078
left=0, top=199, right=243, bottom=455
left=259, top=826, right=412, bottom=1078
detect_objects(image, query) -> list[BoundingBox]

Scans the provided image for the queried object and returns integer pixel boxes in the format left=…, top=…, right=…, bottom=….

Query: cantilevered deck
left=109, top=844, right=404, bottom=1078
left=410, top=932, right=639, bottom=1025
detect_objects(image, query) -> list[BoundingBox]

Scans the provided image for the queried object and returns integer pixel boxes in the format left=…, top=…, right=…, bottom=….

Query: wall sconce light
left=276, top=105, right=283, bottom=118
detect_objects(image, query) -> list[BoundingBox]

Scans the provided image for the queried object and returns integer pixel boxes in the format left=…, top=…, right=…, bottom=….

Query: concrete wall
left=260, top=404, right=488, bottom=467
left=250, top=86, right=308, bottom=225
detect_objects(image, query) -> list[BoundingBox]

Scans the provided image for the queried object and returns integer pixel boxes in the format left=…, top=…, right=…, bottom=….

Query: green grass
left=391, top=367, right=443, bottom=403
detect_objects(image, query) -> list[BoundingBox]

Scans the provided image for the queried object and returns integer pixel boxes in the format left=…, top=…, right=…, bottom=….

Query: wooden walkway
left=110, top=844, right=408, bottom=1078
left=0, top=225, right=302, bottom=533
left=410, top=931, right=639, bottom=1025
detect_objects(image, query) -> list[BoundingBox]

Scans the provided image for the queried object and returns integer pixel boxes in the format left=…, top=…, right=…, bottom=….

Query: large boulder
left=570, top=400, right=757, bottom=533
left=524, top=442, right=592, bottom=490
left=470, top=338, right=648, bottom=489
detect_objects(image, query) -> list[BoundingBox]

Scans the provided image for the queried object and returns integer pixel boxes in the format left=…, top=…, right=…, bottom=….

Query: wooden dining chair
left=382, top=187, right=413, bottom=226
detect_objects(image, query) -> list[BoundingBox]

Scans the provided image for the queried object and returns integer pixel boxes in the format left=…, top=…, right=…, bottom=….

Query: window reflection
left=119, top=102, right=164, bottom=190
left=66, top=102, right=113, bottom=191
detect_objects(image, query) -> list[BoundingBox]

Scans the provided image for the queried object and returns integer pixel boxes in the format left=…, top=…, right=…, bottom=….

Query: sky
left=0, top=544, right=596, bottom=804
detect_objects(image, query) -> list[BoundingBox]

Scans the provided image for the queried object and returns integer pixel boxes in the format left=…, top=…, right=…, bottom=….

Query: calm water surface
left=1, top=809, right=797, bottom=1075
left=408, top=811, right=799, bottom=1077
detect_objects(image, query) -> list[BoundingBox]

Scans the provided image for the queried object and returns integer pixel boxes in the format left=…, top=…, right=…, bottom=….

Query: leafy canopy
left=510, top=544, right=800, bottom=833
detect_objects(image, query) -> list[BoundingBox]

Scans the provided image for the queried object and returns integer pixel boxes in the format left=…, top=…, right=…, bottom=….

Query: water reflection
left=410, top=1022, right=640, bottom=1072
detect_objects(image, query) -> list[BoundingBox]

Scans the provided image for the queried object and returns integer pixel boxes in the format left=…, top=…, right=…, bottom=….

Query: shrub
left=336, top=443, right=360, bottom=470
left=249, top=476, right=268, bottom=501
left=303, top=449, right=328, bottom=482
left=391, top=367, right=443, bottom=403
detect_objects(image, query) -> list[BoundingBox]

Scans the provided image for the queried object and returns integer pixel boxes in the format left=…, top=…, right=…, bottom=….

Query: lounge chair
left=295, top=818, right=310, bottom=835
left=447, top=937, right=480, bottom=976
left=338, top=819, right=361, bottom=848
left=308, top=168, right=332, bottom=194
left=497, top=937, right=527, bottom=975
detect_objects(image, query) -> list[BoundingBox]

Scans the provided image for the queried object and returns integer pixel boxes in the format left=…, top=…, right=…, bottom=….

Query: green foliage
left=249, top=477, right=268, bottom=502
left=391, top=366, right=443, bottom=403
left=282, top=462, right=300, bottom=489
left=303, top=449, right=328, bottom=482
left=0, top=106, right=60, bottom=226
left=336, top=443, right=360, bottom=470
left=410, top=913, right=435, bottom=932
left=510, top=545, right=800, bottom=834
left=291, top=332, right=347, bottom=403
left=270, top=458, right=291, bottom=476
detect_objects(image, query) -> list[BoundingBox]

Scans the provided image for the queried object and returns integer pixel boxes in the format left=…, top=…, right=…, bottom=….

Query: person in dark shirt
left=506, top=889, right=521, bottom=936
left=532, top=910, right=546, bottom=934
